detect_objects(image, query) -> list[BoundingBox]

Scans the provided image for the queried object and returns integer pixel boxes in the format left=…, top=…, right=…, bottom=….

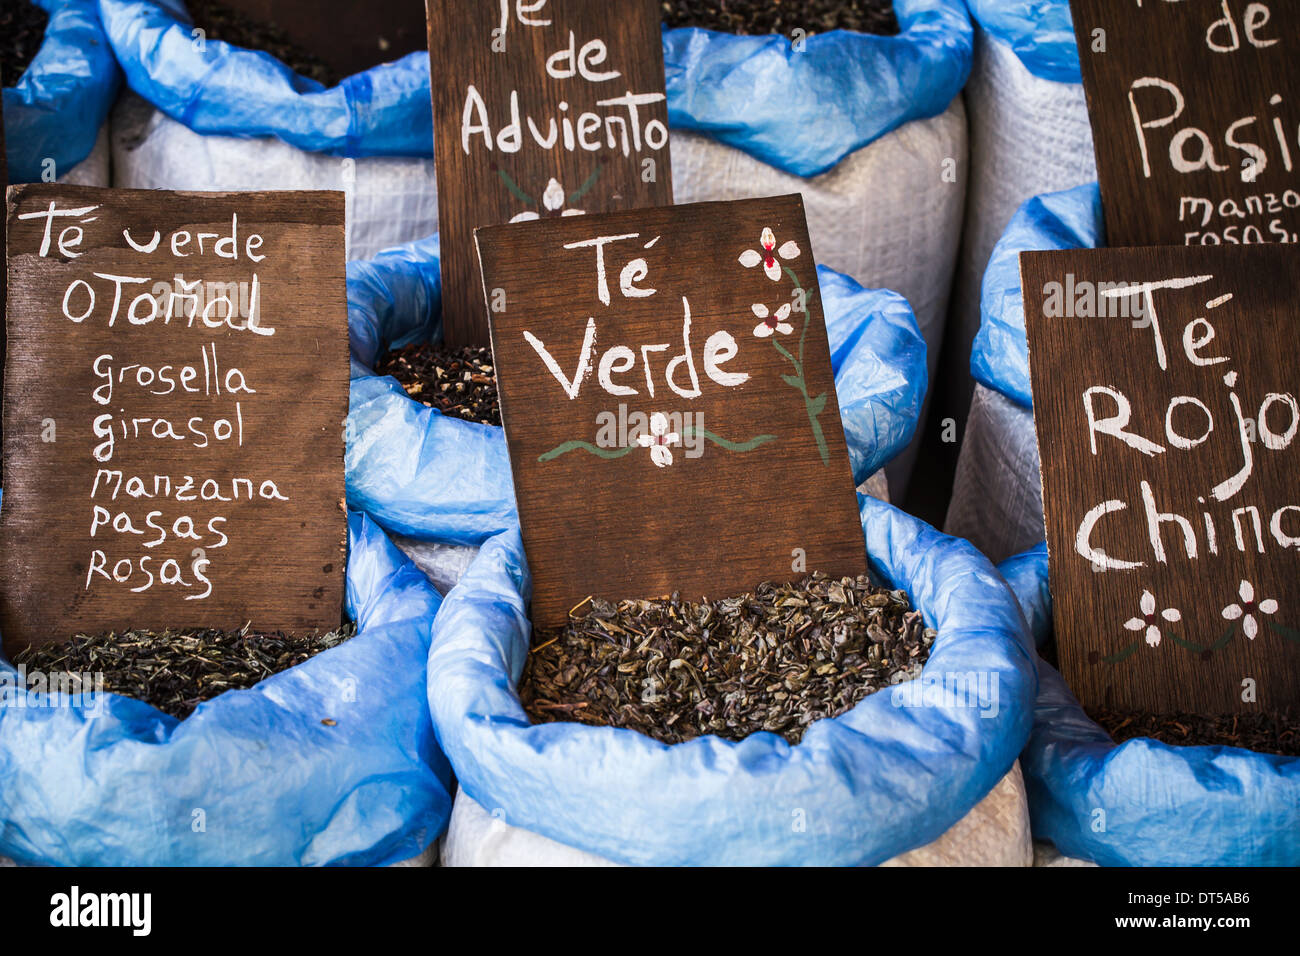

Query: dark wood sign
left=1022, top=244, right=1300, bottom=714
left=427, top=0, right=673, bottom=346
left=1071, top=0, right=1300, bottom=247
left=1, top=185, right=349, bottom=654
left=219, top=0, right=428, bottom=79
left=477, top=194, right=868, bottom=628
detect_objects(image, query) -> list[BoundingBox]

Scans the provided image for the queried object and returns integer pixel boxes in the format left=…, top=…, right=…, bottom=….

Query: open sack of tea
left=97, top=0, right=437, bottom=260
left=665, top=0, right=973, bottom=493
left=427, top=497, right=1037, bottom=866
left=3, top=0, right=120, bottom=185
left=942, top=0, right=1094, bottom=428
left=997, top=547, right=1300, bottom=867
left=944, top=182, right=1100, bottom=563
left=0, top=512, right=451, bottom=866
left=345, top=234, right=928, bottom=558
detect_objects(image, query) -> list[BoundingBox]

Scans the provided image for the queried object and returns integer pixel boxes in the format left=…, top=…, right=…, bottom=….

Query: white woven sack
left=109, top=91, right=438, bottom=261
left=672, top=101, right=968, bottom=494
left=946, top=28, right=1094, bottom=419
left=58, top=123, right=111, bottom=186
left=944, top=383, right=1042, bottom=564
left=441, top=763, right=1031, bottom=867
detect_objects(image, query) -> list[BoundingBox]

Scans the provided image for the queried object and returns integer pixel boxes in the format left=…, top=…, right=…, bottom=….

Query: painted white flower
left=1124, top=589, right=1181, bottom=647
left=1221, top=580, right=1278, bottom=640
left=509, top=177, right=586, bottom=222
left=636, top=412, right=679, bottom=468
left=752, top=302, right=793, bottom=337
left=739, top=226, right=800, bottom=281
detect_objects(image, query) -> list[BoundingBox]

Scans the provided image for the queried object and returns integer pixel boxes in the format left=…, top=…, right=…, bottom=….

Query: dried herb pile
left=186, top=0, right=339, bottom=86
left=1088, top=708, right=1300, bottom=758
left=521, top=572, right=934, bottom=745
left=14, top=624, right=357, bottom=719
left=661, top=0, right=899, bottom=36
left=375, top=343, right=501, bottom=426
left=2, top=0, right=49, bottom=88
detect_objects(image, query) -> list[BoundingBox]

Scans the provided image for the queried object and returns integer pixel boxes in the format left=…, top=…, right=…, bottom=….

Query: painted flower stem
left=776, top=266, right=829, bottom=465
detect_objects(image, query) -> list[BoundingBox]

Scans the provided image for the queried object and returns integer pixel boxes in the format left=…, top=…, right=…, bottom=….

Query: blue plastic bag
left=663, top=0, right=972, bottom=177
left=426, top=496, right=1036, bottom=866
left=3, top=0, right=121, bottom=183
left=0, top=511, right=451, bottom=866
left=97, top=0, right=433, bottom=157
left=99, top=0, right=970, bottom=177
left=970, top=182, right=1103, bottom=409
left=345, top=236, right=928, bottom=545
left=964, top=0, right=1080, bottom=84
left=999, top=546, right=1300, bottom=867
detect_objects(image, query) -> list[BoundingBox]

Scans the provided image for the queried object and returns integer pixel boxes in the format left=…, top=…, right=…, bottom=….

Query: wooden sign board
left=218, top=0, right=428, bottom=79
left=1, top=185, right=349, bottom=654
left=1070, top=0, right=1300, bottom=247
left=427, top=0, right=674, bottom=346
left=1022, top=244, right=1300, bottom=714
left=477, top=194, right=868, bottom=628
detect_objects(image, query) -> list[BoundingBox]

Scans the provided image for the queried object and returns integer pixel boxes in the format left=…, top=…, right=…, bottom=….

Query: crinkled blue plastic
left=98, top=0, right=970, bottom=175
left=965, top=0, right=1080, bottom=84
left=999, top=546, right=1300, bottom=867
left=345, top=236, right=928, bottom=545
left=663, top=0, right=973, bottom=176
left=970, top=182, right=1103, bottom=409
left=0, top=510, right=452, bottom=866
left=427, top=496, right=1036, bottom=866
left=97, top=0, right=433, bottom=157
left=3, top=0, right=121, bottom=183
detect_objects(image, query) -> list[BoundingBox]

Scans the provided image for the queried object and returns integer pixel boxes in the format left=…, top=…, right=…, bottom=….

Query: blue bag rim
left=965, top=0, right=1081, bottom=84
left=427, top=496, right=1038, bottom=866
left=3, top=0, right=121, bottom=182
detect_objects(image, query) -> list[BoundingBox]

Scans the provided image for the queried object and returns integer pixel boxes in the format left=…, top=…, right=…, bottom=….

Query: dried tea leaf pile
left=375, top=343, right=501, bottom=426
left=661, top=0, right=899, bottom=37
left=1088, top=707, right=1300, bottom=758
left=521, top=572, right=935, bottom=745
left=2, top=0, right=49, bottom=88
left=187, top=0, right=339, bottom=86
left=14, top=624, right=356, bottom=719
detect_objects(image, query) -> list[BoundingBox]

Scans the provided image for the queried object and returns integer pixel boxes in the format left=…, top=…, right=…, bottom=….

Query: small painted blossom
left=636, top=412, right=679, bottom=468
left=510, top=177, right=586, bottom=222
left=752, top=302, right=793, bottom=337
left=1221, top=580, right=1278, bottom=640
left=1124, top=589, right=1181, bottom=647
left=739, top=226, right=800, bottom=281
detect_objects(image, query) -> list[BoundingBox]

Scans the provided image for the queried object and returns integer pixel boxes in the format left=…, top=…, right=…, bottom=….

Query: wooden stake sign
left=1022, top=244, right=1300, bottom=714
left=426, top=0, right=673, bottom=346
left=1070, top=0, right=1300, bottom=247
left=477, top=194, right=867, bottom=628
left=1, top=185, right=349, bottom=654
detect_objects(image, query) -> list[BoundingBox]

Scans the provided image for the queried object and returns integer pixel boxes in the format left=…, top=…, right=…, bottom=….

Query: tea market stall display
left=942, top=0, right=1094, bottom=435
left=0, top=185, right=451, bottom=865
left=97, top=0, right=437, bottom=260
left=3, top=0, right=120, bottom=186
left=664, top=0, right=972, bottom=496
left=424, top=195, right=1036, bottom=866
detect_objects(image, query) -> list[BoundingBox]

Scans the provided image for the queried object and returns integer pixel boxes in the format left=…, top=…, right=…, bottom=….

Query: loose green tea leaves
left=1088, top=708, right=1300, bottom=758
left=14, top=624, right=357, bottom=719
left=1, top=0, right=49, bottom=87
left=375, top=343, right=501, bottom=426
left=187, top=0, right=339, bottom=86
left=660, top=0, right=899, bottom=36
left=521, top=572, right=935, bottom=746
